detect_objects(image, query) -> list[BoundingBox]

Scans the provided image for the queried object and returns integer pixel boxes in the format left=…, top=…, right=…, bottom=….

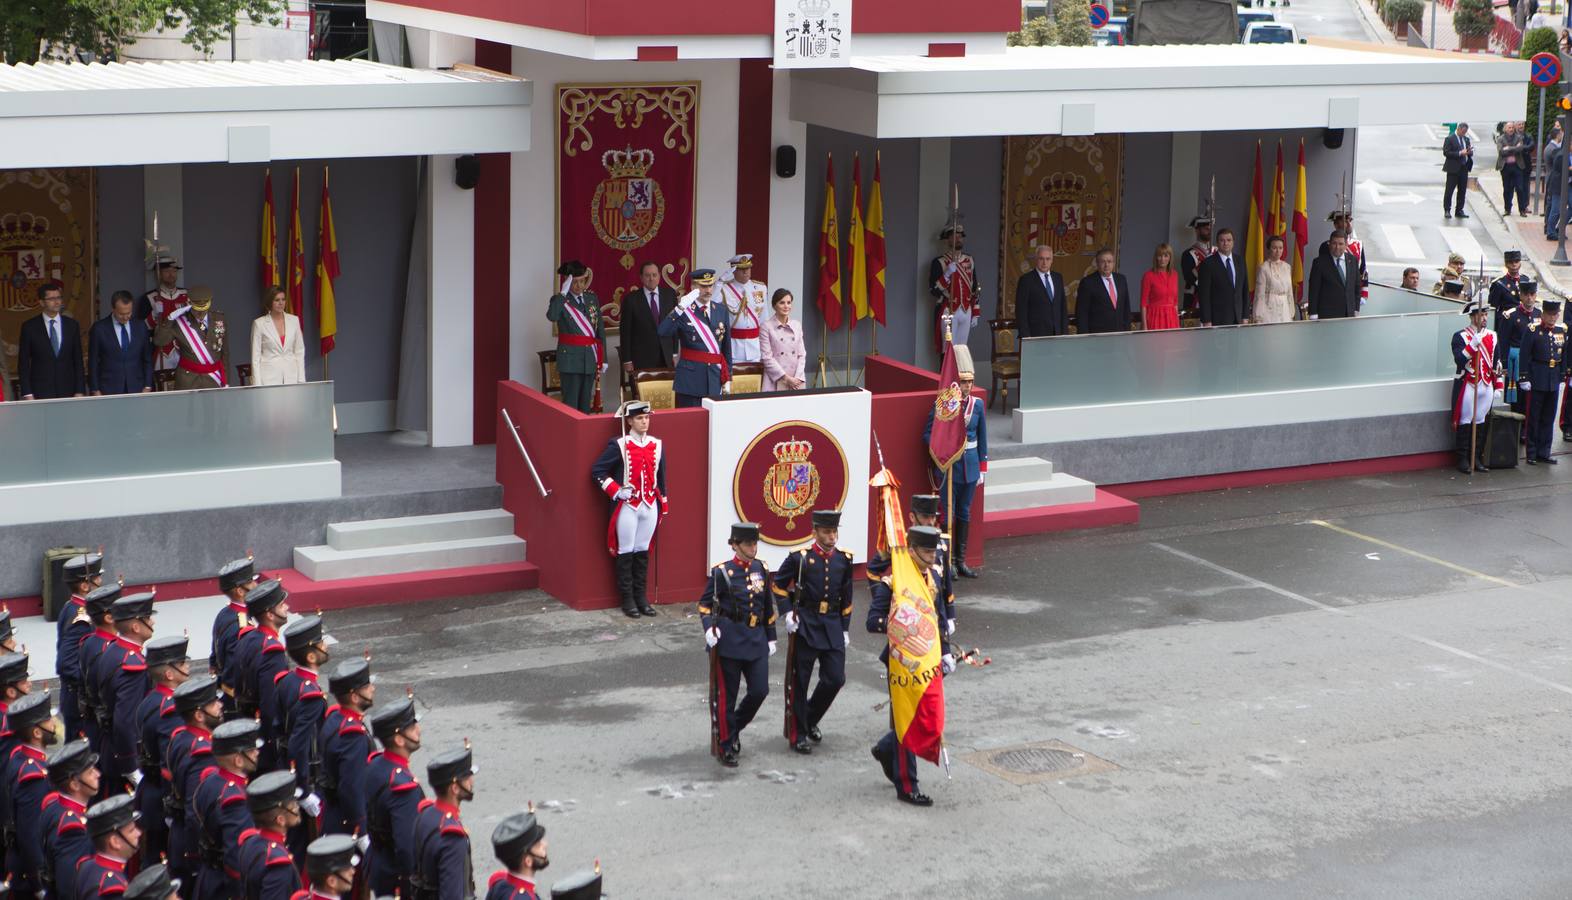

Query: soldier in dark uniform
left=411, top=746, right=476, bottom=900
left=923, top=344, right=987, bottom=578
left=485, top=811, right=549, bottom=900
left=550, top=870, right=603, bottom=900
left=0, top=606, right=19, bottom=654
left=699, top=522, right=777, bottom=768
left=274, top=615, right=332, bottom=801
left=99, top=592, right=156, bottom=793
left=213, top=558, right=261, bottom=710
left=1180, top=216, right=1214, bottom=319
left=1487, top=249, right=1530, bottom=330
left=40, top=739, right=98, bottom=900
left=191, top=719, right=262, bottom=900
left=167, top=676, right=224, bottom=889
left=297, top=834, right=360, bottom=900
left=657, top=268, right=733, bottom=407
left=134, top=634, right=190, bottom=866
left=318, top=659, right=374, bottom=836
left=124, top=862, right=182, bottom=900
left=1496, top=280, right=1540, bottom=406
left=1517, top=298, right=1569, bottom=464
left=867, top=526, right=954, bottom=808
left=229, top=580, right=290, bottom=767
left=75, top=793, right=141, bottom=900
left=773, top=509, right=853, bottom=753
left=362, top=698, right=425, bottom=899
left=4, top=691, right=57, bottom=896
left=0, top=651, right=33, bottom=764
left=57, top=553, right=104, bottom=743
left=546, top=260, right=608, bottom=414
left=77, top=582, right=122, bottom=752
left=238, top=770, right=304, bottom=900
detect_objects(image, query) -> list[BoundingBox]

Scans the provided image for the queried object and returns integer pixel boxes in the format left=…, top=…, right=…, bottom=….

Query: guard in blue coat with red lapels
left=700, top=523, right=777, bottom=768
left=411, top=746, right=476, bottom=900
left=773, top=509, right=853, bottom=754
left=657, top=268, right=732, bottom=407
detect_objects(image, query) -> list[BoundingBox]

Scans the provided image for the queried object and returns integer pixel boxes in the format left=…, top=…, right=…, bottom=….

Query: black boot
left=615, top=553, right=638, bottom=618
left=954, top=520, right=978, bottom=578
left=1474, top=426, right=1491, bottom=472
left=632, top=551, right=656, bottom=617
left=1456, top=427, right=1472, bottom=474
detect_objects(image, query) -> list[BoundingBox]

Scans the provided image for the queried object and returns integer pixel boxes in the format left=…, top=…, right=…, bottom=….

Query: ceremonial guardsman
left=167, top=676, right=223, bottom=889
left=592, top=400, right=667, bottom=618
left=486, top=811, right=549, bottom=900
left=57, top=552, right=104, bottom=742
left=318, top=659, right=374, bottom=836
left=213, top=557, right=262, bottom=704
left=773, top=510, right=853, bottom=754
left=0, top=651, right=32, bottom=764
left=866, top=525, right=954, bottom=808
left=411, top=747, right=476, bottom=900
left=40, top=739, right=98, bottom=900
left=363, top=697, right=425, bottom=899
left=138, top=255, right=188, bottom=373
left=124, top=862, right=182, bottom=900
left=922, top=344, right=988, bottom=579
left=929, top=223, right=982, bottom=352
left=700, top=523, right=777, bottom=768
left=295, top=834, right=360, bottom=900
left=76, top=582, right=121, bottom=750
left=720, top=254, right=768, bottom=364
left=1517, top=298, right=1569, bottom=464
left=76, top=793, right=141, bottom=900
left=274, top=615, right=332, bottom=800
left=238, top=770, right=304, bottom=900
left=1180, top=216, right=1214, bottom=318
left=5, top=691, right=57, bottom=896
left=101, top=592, right=156, bottom=792
left=550, top=870, right=603, bottom=900
left=546, top=260, right=607, bottom=414
left=153, top=285, right=230, bottom=390
left=134, top=634, right=190, bottom=866
left=1487, top=250, right=1531, bottom=329
left=229, top=580, right=290, bottom=766
left=0, top=606, right=19, bottom=654
left=191, top=719, right=262, bottom=900
left=1451, top=300, right=1504, bottom=474
left=658, top=268, right=732, bottom=407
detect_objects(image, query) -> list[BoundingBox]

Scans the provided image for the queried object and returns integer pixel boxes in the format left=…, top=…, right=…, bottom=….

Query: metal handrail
left=501, top=408, right=551, bottom=498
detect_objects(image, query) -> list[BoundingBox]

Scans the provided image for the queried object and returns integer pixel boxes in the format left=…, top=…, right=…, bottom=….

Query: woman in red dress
left=1141, top=243, right=1181, bottom=330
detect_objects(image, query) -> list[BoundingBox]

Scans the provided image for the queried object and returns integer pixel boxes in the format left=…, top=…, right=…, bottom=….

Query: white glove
left=941, top=653, right=956, bottom=675
left=127, top=769, right=143, bottom=787
left=977, top=471, right=986, bottom=485
left=946, top=619, right=956, bottom=636
left=704, top=627, right=720, bottom=649
left=1309, top=314, right=1319, bottom=320
left=1494, top=388, right=1505, bottom=404
left=721, top=382, right=732, bottom=395
left=168, top=304, right=191, bottom=320
left=301, top=793, right=322, bottom=817
left=943, top=261, right=958, bottom=278
left=843, top=631, right=851, bottom=649
left=678, top=290, right=699, bottom=310
left=784, top=611, right=799, bottom=634
left=598, top=363, right=608, bottom=375
left=1520, top=381, right=1532, bottom=392
left=614, top=486, right=633, bottom=501
left=768, top=640, right=778, bottom=657
left=356, top=834, right=371, bottom=853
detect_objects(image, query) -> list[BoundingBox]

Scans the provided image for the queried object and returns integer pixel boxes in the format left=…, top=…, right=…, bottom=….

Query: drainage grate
left=960, top=739, right=1118, bottom=786
left=988, top=746, right=1083, bottom=775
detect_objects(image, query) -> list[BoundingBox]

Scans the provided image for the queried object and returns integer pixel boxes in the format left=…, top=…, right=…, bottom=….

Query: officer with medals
left=658, top=268, right=733, bottom=407
left=213, top=558, right=262, bottom=705
left=237, top=770, right=304, bottom=900
left=1488, top=249, right=1531, bottom=329
left=867, top=525, right=954, bottom=807
left=125, top=863, right=182, bottom=900
left=923, top=345, right=988, bottom=578
left=773, top=509, right=853, bottom=754
left=40, top=739, right=98, bottom=899
left=699, top=523, right=777, bottom=768
left=1517, top=297, right=1569, bottom=464
left=930, top=223, right=982, bottom=352
left=191, top=719, right=262, bottom=900
left=411, top=746, right=476, bottom=900
left=77, top=582, right=121, bottom=751
left=153, top=285, right=230, bottom=390
left=719, top=253, right=768, bottom=365
left=133, top=634, right=190, bottom=866
left=1497, top=280, right=1541, bottom=425
left=166, top=676, right=224, bottom=889
left=362, top=697, right=425, bottom=899
left=229, top=580, right=291, bottom=766
left=1181, top=216, right=1214, bottom=319
left=318, top=659, right=374, bottom=836
left=5, top=691, right=58, bottom=896
left=58, top=552, right=105, bottom=742
left=297, top=834, right=360, bottom=900
left=486, top=811, right=550, bottom=900
left=546, top=260, right=607, bottom=414
left=75, top=793, right=141, bottom=900
left=101, top=592, right=156, bottom=793
left=137, top=255, right=188, bottom=374
left=592, top=400, right=667, bottom=618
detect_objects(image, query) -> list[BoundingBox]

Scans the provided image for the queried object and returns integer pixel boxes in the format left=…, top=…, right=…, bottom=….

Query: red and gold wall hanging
left=0, top=168, right=96, bottom=383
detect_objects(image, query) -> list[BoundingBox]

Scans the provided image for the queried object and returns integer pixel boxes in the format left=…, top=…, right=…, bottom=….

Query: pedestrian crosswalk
left=1378, top=222, right=1426, bottom=260
left=1359, top=219, right=1500, bottom=278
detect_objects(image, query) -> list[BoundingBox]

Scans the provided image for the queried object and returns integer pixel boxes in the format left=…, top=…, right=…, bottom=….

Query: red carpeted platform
left=981, top=489, right=1140, bottom=539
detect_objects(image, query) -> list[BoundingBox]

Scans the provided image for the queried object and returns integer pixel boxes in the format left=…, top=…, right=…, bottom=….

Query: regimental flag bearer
left=924, top=342, right=987, bottom=578
left=1451, top=299, right=1504, bottom=473
left=773, top=510, right=853, bottom=754
left=700, top=523, right=777, bottom=768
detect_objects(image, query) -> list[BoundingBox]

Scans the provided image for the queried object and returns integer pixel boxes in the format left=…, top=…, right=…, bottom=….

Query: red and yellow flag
left=316, top=168, right=340, bottom=356
left=817, top=153, right=843, bottom=332
left=847, top=153, right=868, bottom=322
left=872, top=468, right=944, bottom=765
left=927, top=335, right=966, bottom=471
left=1245, top=141, right=1265, bottom=293
left=866, top=152, right=887, bottom=326
left=1268, top=140, right=1286, bottom=245
left=1291, top=138, right=1310, bottom=297
left=286, top=168, right=305, bottom=319
left=260, top=170, right=279, bottom=292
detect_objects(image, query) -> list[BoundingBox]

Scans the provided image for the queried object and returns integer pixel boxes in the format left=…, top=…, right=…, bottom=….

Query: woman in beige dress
left=251, top=285, right=306, bottom=384
left=1253, top=235, right=1295, bottom=324
left=759, top=289, right=806, bottom=391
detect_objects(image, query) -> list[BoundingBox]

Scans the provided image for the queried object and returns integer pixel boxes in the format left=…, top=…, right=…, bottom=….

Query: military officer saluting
left=700, top=523, right=777, bottom=768
left=124, top=863, right=182, bottom=900
left=485, top=811, right=550, bottom=900
left=40, top=739, right=99, bottom=900
left=57, top=552, right=105, bottom=741
left=153, top=285, right=230, bottom=390
left=274, top=615, right=332, bottom=803
left=1488, top=249, right=1531, bottom=329
left=318, top=659, right=374, bottom=836
left=213, top=557, right=262, bottom=701
left=134, top=634, right=191, bottom=866
left=546, top=260, right=608, bottom=414
left=658, top=268, right=732, bottom=408
left=1518, top=298, right=1569, bottom=464
left=75, top=793, right=141, bottom=900
left=773, top=510, right=853, bottom=754
left=237, top=770, right=304, bottom=900
left=363, top=697, right=425, bottom=899
left=411, top=746, right=477, bottom=900
left=720, top=253, right=768, bottom=364
left=296, top=834, right=361, bottom=900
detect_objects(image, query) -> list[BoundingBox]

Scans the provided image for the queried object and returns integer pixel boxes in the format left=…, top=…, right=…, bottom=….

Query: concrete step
left=294, top=534, right=527, bottom=581
left=986, top=456, right=1054, bottom=485
left=326, top=509, right=514, bottom=551
left=985, top=473, right=1098, bottom=511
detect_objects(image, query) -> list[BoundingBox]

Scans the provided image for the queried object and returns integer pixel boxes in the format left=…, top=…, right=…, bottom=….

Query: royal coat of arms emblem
left=762, top=438, right=820, bottom=531
left=1025, top=173, right=1100, bottom=259
left=591, top=147, right=666, bottom=269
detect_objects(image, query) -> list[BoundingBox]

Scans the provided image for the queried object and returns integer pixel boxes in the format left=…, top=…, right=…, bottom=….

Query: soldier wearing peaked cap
left=1517, top=297, right=1569, bottom=464
left=867, top=494, right=957, bottom=629
left=166, top=676, right=225, bottom=889
left=273, top=616, right=333, bottom=804
left=658, top=268, right=733, bottom=407
left=0, top=605, right=18, bottom=654
left=57, top=553, right=104, bottom=743
left=1488, top=249, right=1532, bottom=330
left=98, top=592, right=157, bottom=792
left=720, top=253, right=768, bottom=365
left=773, top=509, right=853, bottom=754
left=134, top=633, right=190, bottom=866
left=362, top=698, right=425, bottom=899
left=0, top=652, right=32, bottom=764
left=125, top=862, right=182, bottom=900
left=486, top=811, right=548, bottom=900
left=228, top=580, right=291, bottom=767
left=547, top=260, right=607, bottom=414
left=238, top=770, right=305, bottom=900
left=411, top=747, right=477, bottom=900
left=550, top=870, right=603, bottom=900
left=75, top=793, right=141, bottom=900
left=295, top=833, right=361, bottom=900
left=191, top=719, right=262, bottom=900
left=1181, top=216, right=1214, bottom=318
left=4, top=690, right=58, bottom=896
left=318, top=659, right=374, bottom=837
left=700, top=523, right=777, bottom=768
left=40, top=739, right=99, bottom=900
left=77, top=582, right=122, bottom=751
left=592, top=399, right=668, bottom=618
left=214, top=558, right=263, bottom=709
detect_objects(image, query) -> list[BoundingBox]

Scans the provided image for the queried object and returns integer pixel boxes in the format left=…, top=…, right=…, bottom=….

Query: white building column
left=427, top=154, right=475, bottom=447
left=914, top=137, right=951, bottom=371
left=143, top=165, right=183, bottom=288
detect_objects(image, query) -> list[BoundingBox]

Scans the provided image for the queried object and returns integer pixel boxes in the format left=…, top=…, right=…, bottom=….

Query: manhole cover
left=961, top=739, right=1118, bottom=786
left=988, top=746, right=1083, bottom=775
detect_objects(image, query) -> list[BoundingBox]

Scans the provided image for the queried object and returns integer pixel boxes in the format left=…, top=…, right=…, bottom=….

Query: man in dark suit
left=1306, top=230, right=1361, bottom=320
left=1074, top=248, right=1131, bottom=334
left=620, top=261, right=679, bottom=372
left=1442, top=122, right=1474, bottom=219
left=89, top=290, right=153, bottom=395
left=1197, top=228, right=1247, bottom=327
left=1015, top=244, right=1068, bottom=338
left=17, top=282, right=84, bottom=400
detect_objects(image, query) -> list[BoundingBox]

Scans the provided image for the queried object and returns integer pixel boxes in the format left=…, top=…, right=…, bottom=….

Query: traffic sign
left=1089, top=3, right=1110, bottom=27
left=1531, top=52, right=1561, bottom=87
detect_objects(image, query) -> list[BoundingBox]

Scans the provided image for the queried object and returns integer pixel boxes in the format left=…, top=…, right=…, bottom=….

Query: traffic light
left=1560, top=96, right=1571, bottom=111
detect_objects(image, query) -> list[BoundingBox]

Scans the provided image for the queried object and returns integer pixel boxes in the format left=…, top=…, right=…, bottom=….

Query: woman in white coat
left=251, top=286, right=306, bottom=384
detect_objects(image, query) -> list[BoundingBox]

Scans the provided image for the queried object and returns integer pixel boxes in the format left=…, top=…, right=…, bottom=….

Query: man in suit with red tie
left=1015, top=244, right=1068, bottom=338
left=1074, top=248, right=1132, bottom=334
left=1197, top=228, right=1247, bottom=327
left=619, top=262, right=678, bottom=373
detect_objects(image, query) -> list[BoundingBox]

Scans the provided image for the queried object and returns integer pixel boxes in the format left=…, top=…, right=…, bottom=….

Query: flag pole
left=845, top=316, right=854, bottom=385
left=816, top=321, right=829, bottom=387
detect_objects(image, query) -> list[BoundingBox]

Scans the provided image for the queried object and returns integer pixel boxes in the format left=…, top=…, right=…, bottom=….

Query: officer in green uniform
left=546, top=260, right=607, bottom=414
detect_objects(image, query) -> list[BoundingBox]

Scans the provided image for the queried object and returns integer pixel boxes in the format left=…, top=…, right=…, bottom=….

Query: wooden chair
left=536, top=350, right=562, bottom=398
left=153, top=370, right=177, bottom=392
left=7, top=377, right=18, bottom=401
left=731, top=361, right=763, bottom=395
left=988, top=318, right=1021, bottom=411
left=615, top=349, right=635, bottom=401
left=634, top=368, right=677, bottom=410
left=235, top=364, right=254, bottom=386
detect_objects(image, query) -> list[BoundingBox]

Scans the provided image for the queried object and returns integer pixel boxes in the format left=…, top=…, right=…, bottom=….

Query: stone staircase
left=984, top=457, right=1097, bottom=511
left=294, top=509, right=526, bottom=580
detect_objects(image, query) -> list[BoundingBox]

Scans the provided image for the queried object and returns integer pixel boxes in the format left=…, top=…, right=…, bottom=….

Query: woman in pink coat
left=759, top=288, right=806, bottom=391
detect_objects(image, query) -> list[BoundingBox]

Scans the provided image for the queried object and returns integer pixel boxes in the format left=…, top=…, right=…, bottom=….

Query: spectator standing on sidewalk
left=1443, top=124, right=1475, bottom=220
left=1496, top=121, right=1530, bottom=216
left=1544, top=130, right=1570, bottom=239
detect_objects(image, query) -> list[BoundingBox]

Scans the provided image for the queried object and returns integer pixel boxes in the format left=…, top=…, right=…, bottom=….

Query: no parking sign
left=1089, top=3, right=1110, bottom=27
left=1531, top=52, right=1560, bottom=88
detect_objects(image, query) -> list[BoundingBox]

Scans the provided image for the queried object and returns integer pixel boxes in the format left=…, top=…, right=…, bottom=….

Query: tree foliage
left=1008, top=12, right=1061, bottom=46
left=1055, top=0, right=1095, bottom=47
left=0, top=0, right=287, bottom=64
left=1452, top=0, right=1494, bottom=38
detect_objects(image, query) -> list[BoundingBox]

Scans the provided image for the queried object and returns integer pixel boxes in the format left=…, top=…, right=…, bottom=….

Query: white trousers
left=730, top=337, right=761, bottom=363
left=1458, top=381, right=1492, bottom=426
left=615, top=501, right=660, bottom=553
left=950, top=307, right=975, bottom=346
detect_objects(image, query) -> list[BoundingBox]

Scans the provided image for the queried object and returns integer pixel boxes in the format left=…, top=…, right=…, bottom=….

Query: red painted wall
left=735, top=59, right=773, bottom=283
left=472, top=39, right=513, bottom=445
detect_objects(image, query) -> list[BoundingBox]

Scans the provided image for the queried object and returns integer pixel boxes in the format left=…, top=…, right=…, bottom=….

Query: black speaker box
left=1486, top=409, right=1523, bottom=469
left=1322, top=128, right=1345, bottom=150
left=775, top=145, right=797, bottom=179
left=454, top=154, right=480, bottom=190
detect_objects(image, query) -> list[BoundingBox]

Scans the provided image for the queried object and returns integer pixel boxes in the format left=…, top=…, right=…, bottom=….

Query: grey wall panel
left=95, top=166, right=147, bottom=317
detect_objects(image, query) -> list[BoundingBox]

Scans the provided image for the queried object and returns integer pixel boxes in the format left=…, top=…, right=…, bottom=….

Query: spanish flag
left=1245, top=141, right=1265, bottom=294
left=286, top=168, right=305, bottom=319
left=1268, top=140, right=1286, bottom=246
left=866, top=152, right=887, bottom=326
left=872, top=467, right=945, bottom=764
left=1291, top=138, right=1309, bottom=298
left=260, top=170, right=279, bottom=292
left=847, top=153, right=869, bottom=321
left=817, top=153, right=843, bottom=332
left=316, top=167, right=340, bottom=356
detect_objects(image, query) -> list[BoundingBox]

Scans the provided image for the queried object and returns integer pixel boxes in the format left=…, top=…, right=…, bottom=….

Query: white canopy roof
left=790, top=40, right=1527, bottom=137
left=0, top=59, right=531, bottom=168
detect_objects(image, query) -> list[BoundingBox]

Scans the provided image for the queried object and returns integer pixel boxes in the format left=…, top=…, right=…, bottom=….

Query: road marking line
left=1439, top=226, right=1485, bottom=264
left=1152, top=541, right=1572, bottom=698
left=1378, top=223, right=1427, bottom=260
left=1304, top=519, right=1525, bottom=590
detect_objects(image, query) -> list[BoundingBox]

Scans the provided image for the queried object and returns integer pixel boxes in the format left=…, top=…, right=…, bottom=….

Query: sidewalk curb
left=1473, top=165, right=1572, bottom=298
left=1349, top=0, right=1400, bottom=44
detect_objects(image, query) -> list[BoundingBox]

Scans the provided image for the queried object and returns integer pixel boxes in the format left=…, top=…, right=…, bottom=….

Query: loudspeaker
left=454, top=154, right=480, bottom=190
left=1322, top=128, right=1345, bottom=150
left=775, top=145, right=797, bottom=179
left=1486, top=409, right=1523, bottom=469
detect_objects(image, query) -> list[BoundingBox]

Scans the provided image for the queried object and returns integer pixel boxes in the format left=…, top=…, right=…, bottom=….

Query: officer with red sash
left=592, top=400, right=668, bottom=618
left=547, top=260, right=607, bottom=414
left=153, top=285, right=230, bottom=391
left=700, top=523, right=777, bottom=768
left=658, top=268, right=732, bottom=407
left=720, top=253, right=768, bottom=364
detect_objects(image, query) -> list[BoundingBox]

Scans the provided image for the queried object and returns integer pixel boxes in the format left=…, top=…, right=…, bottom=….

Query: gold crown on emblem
left=798, top=0, right=833, bottom=15
left=602, top=146, right=655, bottom=179
left=773, top=438, right=812, bottom=464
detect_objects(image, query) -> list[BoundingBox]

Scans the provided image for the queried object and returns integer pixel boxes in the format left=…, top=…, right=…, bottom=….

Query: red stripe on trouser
left=895, top=739, right=916, bottom=792
left=713, top=653, right=730, bottom=745
left=783, top=639, right=798, bottom=743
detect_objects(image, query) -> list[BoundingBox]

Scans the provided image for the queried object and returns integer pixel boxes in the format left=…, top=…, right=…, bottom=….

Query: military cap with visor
left=211, top=718, right=263, bottom=756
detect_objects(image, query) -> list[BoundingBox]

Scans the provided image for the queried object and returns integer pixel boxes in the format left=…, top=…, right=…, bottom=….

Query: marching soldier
left=720, top=254, right=768, bottom=364
left=75, top=793, right=141, bottom=900
left=1487, top=249, right=1531, bottom=329
left=318, top=659, right=374, bottom=836
left=125, top=863, right=182, bottom=900
left=773, top=510, right=853, bottom=754
left=1517, top=298, right=1569, bottom=464
left=297, top=834, right=360, bottom=900
left=5, top=691, right=57, bottom=896
left=546, top=260, right=607, bottom=414
left=867, top=525, right=954, bottom=808
left=57, top=552, right=104, bottom=742
left=100, top=592, right=157, bottom=792
left=930, top=223, right=982, bottom=352
left=230, top=580, right=291, bottom=766
left=1452, top=299, right=1504, bottom=473
left=486, top=811, right=549, bottom=900
left=0, top=606, right=19, bottom=654
left=411, top=746, right=476, bottom=900
left=137, top=255, right=188, bottom=374
left=700, top=523, right=777, bottom=768
left=40, top=739, right=98, bottom=900
left=1181, top=216, right=1214, bottom=319
left=77, top=582, right=122, bottom=751
left=922, top=344, right=988, bottom=579
left=868, top=495, right=957, bottom=631
left=274, top=616, right=332, bottom=799
left=550, top=870, right=603, bottom=900
left=363, top=697, right=425, bottom=898
left=0, top=652, right=32, bottom=763
left=238, top=770, right=304, bottom=900
left=152, top=285, right=230, bottom=390
left=213, top=558, right=262, bottom=707
left=191, top=719, right=263, bottom=900
left=591, top=400, right=667, bottom=618
left=134, top=634, right=191, bottom=866
left=167, top=676, right=224, bottom=889
left=658, top=268, right=732, bottom=407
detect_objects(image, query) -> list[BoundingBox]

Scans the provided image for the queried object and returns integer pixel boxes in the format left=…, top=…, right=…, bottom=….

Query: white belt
left=964, top=441, right=978, bottom=449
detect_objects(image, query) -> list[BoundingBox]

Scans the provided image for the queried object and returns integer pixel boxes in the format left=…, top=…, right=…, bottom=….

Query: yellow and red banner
left=286, top=167, right=305, bottom=319
left=847, top=153, right=868, bottom=322
left=1291, top=138, right=1309, bottom=298
left=927, top=336, right=966, bottom=471
left=1268, top=141, right=1286, bottom=247
left=316, top=168, right=340, bottom=356
left=817, top=153, right=843, bottom=331
left=260, top=169, right=279, bottom=292
left=866, top=152, right=887, bottom=326
left=872, top=468, right=944, bottom=764
left=1245, top=141, right=1265, bottom=294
